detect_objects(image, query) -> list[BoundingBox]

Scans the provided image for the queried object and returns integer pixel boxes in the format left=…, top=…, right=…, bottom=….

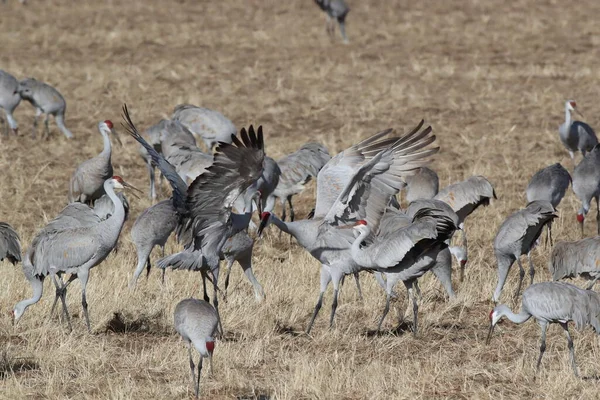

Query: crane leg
left=288, top=196, right=295, bottom=222
left=329, top=288, right=339, bottom=329
left=596, top=197, right=600, bottom=236
left=535, top=322, right=548, bottom=374
left=560, top=322, right=580, bottom=377
left=353, top=272, right=363, bottom=301
left=147, top=163, right=156, bottom=201
left=413, top=280, right=422, bottom=300
left=527, top=252, right=535, bottom=286
left=223, top=259, right=234, bottom=302
left=201, top=272, right=210, bottom=303
left=460, top=230, right=468, bottom=283
left=43, top=114, right=50, bottom=140
left=145, top=257, right=152, bottom=279
left=130, top=247, right=150, bottom=289
left=0, top=112, right=7, bottom=136
left=79, top=269, right=91, bottom=333
left=210, top=268, right=224, bottom=337
left=514, top=258, right=525, bottom=299
left=281, top=198, right=287, bottom=222
left=339, top=20, right=349, bottom=44
left=187, top=342, right=197, bottom=398
left=31, top=108, right=42, bottom=138
left=196, top=355, right=203, bottom=399
left=405, top=281, right=419, bottom=336
left=377, top=293, right=392, bottom=332
left=307, top=266, right=331, bottom=334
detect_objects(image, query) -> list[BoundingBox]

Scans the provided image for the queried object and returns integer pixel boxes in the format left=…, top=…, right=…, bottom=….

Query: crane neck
left=565, top=104, right=572, bottom=128
left=14, top=275, right=43, bottom=321
left=268, top=215, right=317, bottom=249
left=496, top=304, right=531, bottom=325
left=100, top=128, right=112, bottom=159
left=103, top=181, right=125, bottom=224
left=350, top=227, right=373, bottom=268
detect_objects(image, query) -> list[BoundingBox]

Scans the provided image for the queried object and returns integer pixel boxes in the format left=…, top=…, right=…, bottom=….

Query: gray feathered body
left=405, top=167, right=439, bottom=203
left=174, top=298, right=218, bottom=351
left=172, top=104, right=236, bottom=151
left=435, top=175, right=496, bottom=224
left=549, top=237, right=600, bottom=281
left=315, top=0, right=349, bottom=20
left=18, top=78, right=66, bottom=115
left=131, top=200, right=178, bottom=251
left=165, top=144, right=212, bottom=183
left=273, top=143, right=331, bottom=200
left=0, top=70, right=21, bottom=130
left=573, top=145, right=600, bottom=213
left=0, top=222, right=21, bottom=264
left=559, top=120, right=598, bottom=154
left=526, top=163, right=571, bottom=208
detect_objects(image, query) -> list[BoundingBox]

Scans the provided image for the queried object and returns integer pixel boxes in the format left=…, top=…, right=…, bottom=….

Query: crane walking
left=174, top=298, right=218, bottom=399
left=487, top=281, right=600, bottom=377
left=314, top=0, right=350, bottom=43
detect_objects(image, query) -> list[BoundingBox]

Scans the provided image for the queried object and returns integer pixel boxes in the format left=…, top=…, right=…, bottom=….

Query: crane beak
left=123, top=181, right=142, bottom=198
left=111, top=129, right=123, bottom=147
left=485, top=323, right=494, bottom=345
left=257, top=214, right=269, bottom=237
left=575, top=108, right=584, bottom=118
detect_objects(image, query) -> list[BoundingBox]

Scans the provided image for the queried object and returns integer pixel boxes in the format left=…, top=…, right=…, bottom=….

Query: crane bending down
left=404, top=167, right=439, bottom=204
left=12, top=177, right=139, bottom=331
left=0, top=69, right=21, bottom=136
left=174, top=298, right=218, bottom=399
left=492, top=200, right=557, bottom=303
left=487, top=281, right=600, bottom=377
left=548, top=237, right=600, bottom=290
left=257, top=120, right=439, bottom=333
left=69, top=120, right=121, bottom=204
left=17, top=77, right=73, bottom=139
left=559, top=100, right=598, bottom=162
left=123, top=105, right=265, bottom=332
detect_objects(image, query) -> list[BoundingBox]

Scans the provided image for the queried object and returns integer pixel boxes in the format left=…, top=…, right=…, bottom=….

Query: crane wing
left=179, top=125, right=264, bottom=260
left=323, top=122, right=438, bottom=234
left=434, top=176, right=496, bottom=222
left=122, top=104, right=188, bottom=213
left=0, top=222, right=21, bottom=264
left=31, top=229, right=98, bottom=276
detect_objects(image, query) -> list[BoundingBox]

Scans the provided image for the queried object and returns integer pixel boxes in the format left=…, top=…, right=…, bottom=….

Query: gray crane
left=18, top=77, right=73, bottom=139
left=0, top=222, right=21, bottom=265
left=526, top=163, right=571, bottom=245
left=166, top=143, right=213, bottom=184
left=221, top=231, right=264, bottom=301
left=171, top=104, right=236, bottom=151
left=404, top=167, right=439, bottom=204
left=548, top=237, right=600, bottom=290
left=0, top=70, right=21, bottom=136
left=235, top=155, right=281, bottom=215
left=174, top=298, right=218, bottom=399
left=349, top=208, right=457, bottom=334
left=573, top=144, right=600, bottom=237
left=69, top=120, right=121, bottom=204
left=130, top=200, right=178, bottom=287
left=257, top=120, right=439, bottom=333
left=137, top=119, right=195, bottom=200
left=124, top=105, right=265, bottom=332
left=559, top=100, right=598, bottom=162
left=487, top=281, right=600, bottom=377
left=314, top=0, right=350, bottom=43
left=492, top=201, right=557, bottom=303
left=270, top=142, right=331, bottom=222
left=434, top=175, right=496, bottom=281
left=12, top=177, right=139, bottom=331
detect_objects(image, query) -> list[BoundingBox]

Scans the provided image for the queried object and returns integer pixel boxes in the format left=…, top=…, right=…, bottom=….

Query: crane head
left=206, top=340, right=215, bottom=354
left=257, top=212, right=271, bottom=237
left=567, top=100, right=584, bottom=117
left=355, top=220, right=367, bottom=226
left=104, top=120, right=113, bottom=129
left=577, top=213, right=584, bottom=223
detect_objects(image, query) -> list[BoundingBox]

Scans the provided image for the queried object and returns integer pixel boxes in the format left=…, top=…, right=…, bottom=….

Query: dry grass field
left=2, top=0, right=600, bottom=398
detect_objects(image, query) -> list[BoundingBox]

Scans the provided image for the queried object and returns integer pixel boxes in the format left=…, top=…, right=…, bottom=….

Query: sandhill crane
left=165, top=143, right=212, bottom=184
left=124, top=105, right=265, bottom=332
left=221, top=231, right=264, bottom=301
left=526, top=163, right=571, bottom=245
left=0, top=70, right=21, bottom=136
left=235, top=156, right=281, bottom=215
left=572, top=144, right=600, bottom=238
left=257, top=121, right=438, bottom=333
left=404, top=167, right=439, bottom=204
left=174, top=298, right=218, bottom=399
left=68, top=120, right=121, bottom=204
left=270, top=143, right=331, bottom=221
left=487, top=281, right=600, bottom=377
left=315, top=0, right=350, bottom=43
left=548, top=237, right=600, bottom=290
left=130, top=200, right=178, bottom=287
left=12, top=177, right=139, bottom=331
left=492, top=201, right=557, bottom=303
left=171, top=104, right=236, bottom=151
left=434, top=175, right=496, bottom=280
left=18, top=77, right=73, bottom=139
left=559, top=100, right=598, bottom=162
left=0, top=222, right=21, bottom=264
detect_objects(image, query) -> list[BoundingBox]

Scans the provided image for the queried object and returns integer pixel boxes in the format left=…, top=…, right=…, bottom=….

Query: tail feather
left=156, top=250, right=204, bottom=271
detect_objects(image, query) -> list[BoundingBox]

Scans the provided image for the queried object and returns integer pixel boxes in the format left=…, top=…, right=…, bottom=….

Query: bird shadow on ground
left=220, top=331, right=242, bottom=342
left=274, top=321, right=305, bottom=337
left=103, top=311, right=168, bottom=335
left=582, top=374, right=600, bottom=381
left=363, top=321, right=413, bottom=337
left=0, top=352, right=39, bottom=379
left=236, top=393, right=271, bottom=400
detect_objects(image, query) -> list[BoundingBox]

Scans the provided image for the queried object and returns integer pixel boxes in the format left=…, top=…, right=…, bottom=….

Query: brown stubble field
left=2, top=0, right=600, bottom=398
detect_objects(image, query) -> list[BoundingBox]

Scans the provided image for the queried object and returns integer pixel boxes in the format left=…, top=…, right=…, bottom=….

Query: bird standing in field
left=171, top=104, right=236, bottom=152
left=492, top=201, right=557, bottom=303
left=487, top=281, right=600, bottom=377
left=0, top=222, right=21, bottom=265
left=69, top=120, right=121, bottom=204
left=572, top=144, right=600, bottom=238
left=18, top=77, right=73, bottom=139
left=12, top=177, right=139, bottom=331
left=314, top=0, right=350, bottom=43
left=270, top=142, right=331, bottom=222
left=526, top=163, right=571, bottom=245
left=548, top=237, right=600, bottom=290
left=174, top=298, right=218, bottom=399
left=559, top=100, right=598, bottom=162
left=0, top=69, right=21, bottom=136
left=404, top=167, right=439, bottom=204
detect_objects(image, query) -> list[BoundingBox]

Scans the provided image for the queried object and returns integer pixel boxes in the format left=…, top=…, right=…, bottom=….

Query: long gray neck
left=497, top=304, right=531, bottom=324
left=269, top=216, right=317, bottom=249
left=15, top=275, right=43, bottom=317
left=101, top=181, right=125, bottom=233
left=351, top=228, right=372, bottom=268
left=565, top=104, right=572, bottom=128
left=100, top=128, right=112, bottom=159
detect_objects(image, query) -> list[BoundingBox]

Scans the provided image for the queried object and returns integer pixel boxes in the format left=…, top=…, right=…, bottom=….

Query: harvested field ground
left=2, top=0, right=600, bottom=398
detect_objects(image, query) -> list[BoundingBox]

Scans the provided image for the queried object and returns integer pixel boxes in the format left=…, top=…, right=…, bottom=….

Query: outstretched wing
left=323, top=121, right=438, bottom=235
left=122, top=104, right=188, bottom=213
left=179, top=125, right=265, bottom=261
left=435, top=176, right=496, bottom=223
